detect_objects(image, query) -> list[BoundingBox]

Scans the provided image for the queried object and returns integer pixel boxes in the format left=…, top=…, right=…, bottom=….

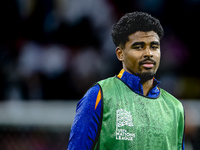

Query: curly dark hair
left=111, top=12, right=164, bottom=48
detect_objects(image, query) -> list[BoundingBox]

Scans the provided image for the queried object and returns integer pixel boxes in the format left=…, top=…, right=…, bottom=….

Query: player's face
left=116, top=31, right=161, bottom=80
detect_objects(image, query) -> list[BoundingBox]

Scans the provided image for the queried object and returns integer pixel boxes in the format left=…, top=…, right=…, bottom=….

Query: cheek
left=123, top=51, right=138, bottom=68
left=155, top=49, right=161, bottom=56
left=127, top=52, right=139, bottom=65
left=154, top=49, right=161, bottom=58
left=154, top=51, right=161, bottom=66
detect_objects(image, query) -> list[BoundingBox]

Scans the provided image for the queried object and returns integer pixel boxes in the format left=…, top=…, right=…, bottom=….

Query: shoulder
left=98, top=76, right=116, bottom=85
left=97, top=76, right=119, bottom=94
left=76, top=84, right=101, bottom=111
left=160, top=88, right=184, bottom=112
left=97, top=76, right=122, bottom=89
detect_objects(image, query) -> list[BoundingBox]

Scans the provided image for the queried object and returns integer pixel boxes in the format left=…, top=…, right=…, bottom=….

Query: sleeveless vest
left=95, top=76, right=184, bottom=150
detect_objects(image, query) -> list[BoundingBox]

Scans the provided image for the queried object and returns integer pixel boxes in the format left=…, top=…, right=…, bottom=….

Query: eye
left=151, top=45, right=159, bottom=50
left=133, top=46, right=143, bottom=50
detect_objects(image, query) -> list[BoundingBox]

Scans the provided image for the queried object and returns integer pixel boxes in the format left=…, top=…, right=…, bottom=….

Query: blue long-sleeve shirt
left=67, top=69, right=185, bottom=149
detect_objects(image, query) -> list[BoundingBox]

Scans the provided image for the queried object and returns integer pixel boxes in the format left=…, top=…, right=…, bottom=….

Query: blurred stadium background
left=0, top=0, right=200, bottom=149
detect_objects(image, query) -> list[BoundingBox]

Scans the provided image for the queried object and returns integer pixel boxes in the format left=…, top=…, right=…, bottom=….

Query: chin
left=138, top=71, right=156, bottom=81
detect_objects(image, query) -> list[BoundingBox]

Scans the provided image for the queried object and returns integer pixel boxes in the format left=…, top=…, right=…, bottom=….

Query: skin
left=116, top=31, right=161, bottom=96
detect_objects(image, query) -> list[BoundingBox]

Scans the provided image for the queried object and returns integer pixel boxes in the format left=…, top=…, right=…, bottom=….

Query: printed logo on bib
left=116, top=109, right=135, bottom=141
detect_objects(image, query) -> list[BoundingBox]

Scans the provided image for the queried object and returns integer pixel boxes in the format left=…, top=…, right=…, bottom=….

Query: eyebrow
left=131, top=42, right=145, bottom=47
left=150, top=41, right=160, bottom=45
left=131, top=41, right=160, bottom=47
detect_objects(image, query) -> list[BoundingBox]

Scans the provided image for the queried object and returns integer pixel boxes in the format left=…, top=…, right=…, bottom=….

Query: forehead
left=127, top=31, right=159, bottom=44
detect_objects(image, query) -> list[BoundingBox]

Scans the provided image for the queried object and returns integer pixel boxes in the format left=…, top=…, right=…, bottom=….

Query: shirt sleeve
left=67, top=84, right=103, bottom=150
left=182, top=134, right=185, bottom=150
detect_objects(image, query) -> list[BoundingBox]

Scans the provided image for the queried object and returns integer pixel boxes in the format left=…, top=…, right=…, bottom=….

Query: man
left=67, top=12, right=185, bottom=150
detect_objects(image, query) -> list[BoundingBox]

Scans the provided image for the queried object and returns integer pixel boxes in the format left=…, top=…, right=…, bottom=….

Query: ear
left=116, top=46, right=124, bottom=61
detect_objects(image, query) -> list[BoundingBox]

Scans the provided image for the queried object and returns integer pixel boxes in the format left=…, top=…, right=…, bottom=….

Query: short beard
left=136, top=72, right=155, bottom=83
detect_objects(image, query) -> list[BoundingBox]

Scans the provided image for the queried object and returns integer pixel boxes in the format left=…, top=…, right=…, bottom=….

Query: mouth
left=140, top=59, right=156, bottom=69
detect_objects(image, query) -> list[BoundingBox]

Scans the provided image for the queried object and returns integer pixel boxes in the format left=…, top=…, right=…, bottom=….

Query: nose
left=144, top=47, right=153, bottom=58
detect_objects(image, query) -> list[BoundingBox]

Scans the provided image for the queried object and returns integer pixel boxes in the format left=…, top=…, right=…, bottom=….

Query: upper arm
left=67, top=84, right=103, bottom=150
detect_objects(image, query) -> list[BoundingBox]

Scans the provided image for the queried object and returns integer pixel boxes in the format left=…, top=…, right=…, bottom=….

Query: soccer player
left=67, top=12, right=185, bottom=150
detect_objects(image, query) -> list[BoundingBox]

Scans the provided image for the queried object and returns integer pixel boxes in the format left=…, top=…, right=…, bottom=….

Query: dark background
left=0, top=0, right=200, bottom=150
left=0, top=0, right=199, bottom=101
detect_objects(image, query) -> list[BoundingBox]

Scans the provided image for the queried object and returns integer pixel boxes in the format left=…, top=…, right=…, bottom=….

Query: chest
left=100, top=94, right=178, bottom=149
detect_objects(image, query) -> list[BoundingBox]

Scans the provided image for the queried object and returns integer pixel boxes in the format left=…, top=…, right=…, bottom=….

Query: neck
left=122, top=68, right=155, bottom=96
left=141, top=79, right=154, bottom=96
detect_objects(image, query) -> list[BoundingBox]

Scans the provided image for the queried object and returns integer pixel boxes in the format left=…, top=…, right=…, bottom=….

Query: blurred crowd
left=0, top=126, right=69, bottom=150
left=0, top=0, right=200, bottom=149
left=0, top=0, right=200, bottom=100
